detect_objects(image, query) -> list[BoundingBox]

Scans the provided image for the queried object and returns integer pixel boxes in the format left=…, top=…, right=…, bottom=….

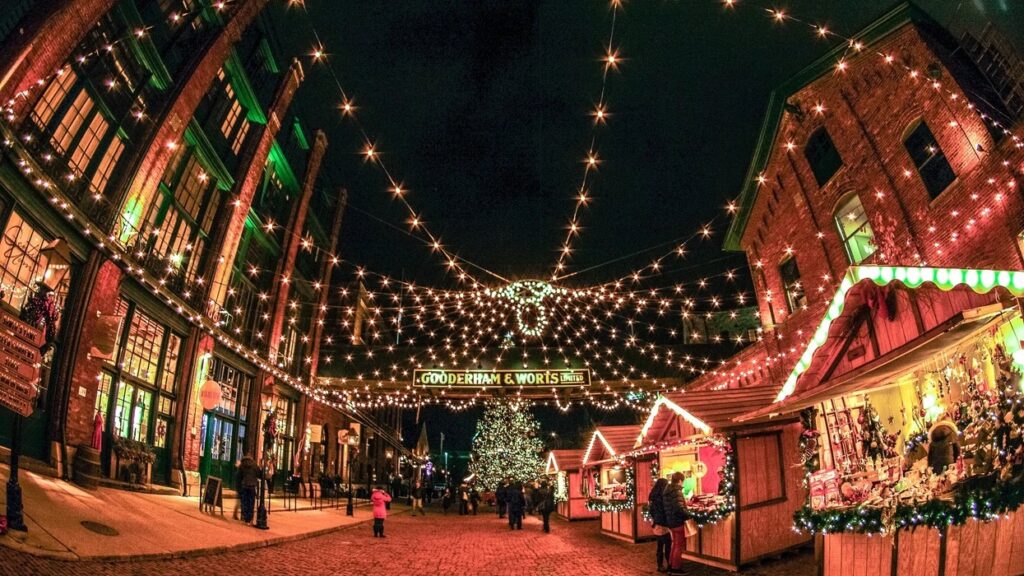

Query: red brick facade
left=694, top=16, right=1024, bottom=392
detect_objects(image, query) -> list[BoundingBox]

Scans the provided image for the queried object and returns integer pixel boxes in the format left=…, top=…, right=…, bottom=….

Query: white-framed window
left=834, top=194, right=876, bottom=265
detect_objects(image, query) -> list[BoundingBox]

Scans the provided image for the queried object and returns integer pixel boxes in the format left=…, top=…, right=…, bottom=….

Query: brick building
left=0, top=0, right=400, bottom=493
left=686, top=3, right=1024, bottom=392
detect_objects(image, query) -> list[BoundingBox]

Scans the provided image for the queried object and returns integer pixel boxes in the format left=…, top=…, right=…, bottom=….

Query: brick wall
left=65, top=258, right=122, bottom=447
left=0, top=0, right=116, bottom=123
left=119, top=0, right=270, bottom=244
left=699, top=22, right=1024, bottom=392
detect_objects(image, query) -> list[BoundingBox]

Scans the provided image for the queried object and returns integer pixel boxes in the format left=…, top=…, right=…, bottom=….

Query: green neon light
left=776, top=266, right=1024, bottom=403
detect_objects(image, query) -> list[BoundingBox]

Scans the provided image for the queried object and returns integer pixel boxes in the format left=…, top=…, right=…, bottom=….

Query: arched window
left=804, top=127, right=843, bottom=186
left=833, top=194, right=876, bottom=264
left=903, top=120, right=956, bottom=198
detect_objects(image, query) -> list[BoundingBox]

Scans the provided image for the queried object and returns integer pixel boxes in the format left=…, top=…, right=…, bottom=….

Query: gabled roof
left=724, top=2, right=934, bottom=251
left=739, top=265, right=1024, bottom=420
left=582, top=425, right=642, bottom=466
left=545, top=449, right=586, bottom=473
left=636, top=385, right=783, bottom=448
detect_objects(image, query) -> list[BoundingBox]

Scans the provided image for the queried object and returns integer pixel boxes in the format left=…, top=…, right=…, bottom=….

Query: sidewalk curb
left=0, top=508, right=410, bottom=563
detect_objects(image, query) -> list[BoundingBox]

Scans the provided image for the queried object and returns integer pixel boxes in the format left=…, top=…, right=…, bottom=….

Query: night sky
left=266, top=1, right=1023, bottom=451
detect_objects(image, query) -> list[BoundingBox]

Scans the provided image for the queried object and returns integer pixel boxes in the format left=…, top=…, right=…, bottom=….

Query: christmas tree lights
left=469, top=401, right=544, bottom=490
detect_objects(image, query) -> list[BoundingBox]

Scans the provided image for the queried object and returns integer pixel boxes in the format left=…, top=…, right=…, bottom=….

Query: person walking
left=523, top=481, right=535, bottom=515
left=458, top=483, right=469, bottom=515
left=442, top=487, right=452, bottom=515
left=371, top=486, right=392, bottom=537
left=469, top=485, right=480, bottom=515
left=506, top=482, right=525, bottom=530
left=662, top=472, right=691, bottom=574
left=648, top=478, right=672, bottom=573
left=496, top=479, right=508, bottom=518
left=412, top=480, right=426, bottom=516
left=235, top=455, right=260, bottom=525
left=537, top=480, right=556, bottom=533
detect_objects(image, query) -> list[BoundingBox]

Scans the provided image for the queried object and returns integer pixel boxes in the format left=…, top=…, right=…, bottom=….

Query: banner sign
left=413, top=368, right=591, bottom=388
left=0, top=308, right=43, bottom=417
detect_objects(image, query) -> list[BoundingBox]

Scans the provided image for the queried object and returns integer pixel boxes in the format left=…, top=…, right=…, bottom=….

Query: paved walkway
left=0, top=500, right=816, bottom=575
left=0, top=464, right=389, bottom=561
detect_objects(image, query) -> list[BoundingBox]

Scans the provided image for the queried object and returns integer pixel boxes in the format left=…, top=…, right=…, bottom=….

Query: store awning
left=737, top=265, right=1024, bottom=421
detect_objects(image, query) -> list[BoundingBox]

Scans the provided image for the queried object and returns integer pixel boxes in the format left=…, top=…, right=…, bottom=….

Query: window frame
left=803, top=126, right=843, bottom=187
left=779, top=255, right=807, bottom=313
left=833, top=194, right=877, bottom=265
left=903, top=120, right=957, bottom=199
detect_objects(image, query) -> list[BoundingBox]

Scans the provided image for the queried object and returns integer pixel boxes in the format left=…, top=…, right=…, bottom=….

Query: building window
left=804, top=127, right=843, bottom=186
left=0, top=211, right=70, bottom=311
left=145, top=150, right=221, bottom=279
left=834, top=194, right=876, bottom=265
left=99, top=298, right=181, bottom=445
left=779, top=256, right=806, bottom=313
left=90, top=136, right=125, bottom=194
left=903, top=121, right=956, bottom=198
left=31, top=68, right=77, bottom=128
left=231, top=119, right=250, bottom=155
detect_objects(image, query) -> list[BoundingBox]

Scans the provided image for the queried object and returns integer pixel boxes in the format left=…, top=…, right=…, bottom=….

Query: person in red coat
left=371, top=486, right=393, bottom=537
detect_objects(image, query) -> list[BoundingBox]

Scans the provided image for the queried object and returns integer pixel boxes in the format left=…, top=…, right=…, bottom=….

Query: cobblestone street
left=0, top=504, right=816, bottom=576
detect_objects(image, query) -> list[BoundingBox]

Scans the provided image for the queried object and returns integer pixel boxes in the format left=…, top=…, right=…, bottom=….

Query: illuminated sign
left=413, top=368, right=591, bottom=388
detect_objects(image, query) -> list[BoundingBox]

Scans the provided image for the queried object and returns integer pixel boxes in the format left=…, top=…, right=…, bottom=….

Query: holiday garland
left=793, top=476, right=1024, bottom=534
left=554, top=471, right=568, bottom=503
left=586, top=463, right=635, bottom=512
left=688, top=437, right=737, bottom=527
left=794, top=345, right=1024, bottom=535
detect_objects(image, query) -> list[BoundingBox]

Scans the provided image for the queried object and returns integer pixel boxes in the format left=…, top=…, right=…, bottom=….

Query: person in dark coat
left=496, top=480, right=508, bottom=518
left=412, top=481, right=426, bottom=516
left=458, top=483, right=469, bottom=515
left=536, top=480, right=556, bottom=533
left=469, top=486, right=480, bottom=515
left=235, top=456, right=260, bottom=525
left=506, top=482, right=526, bottom=530
left=442, top=487, right=452, bottom=515
left=648, top=478, right=671, bottom=572
left=663, top=472, right=691, bottom=573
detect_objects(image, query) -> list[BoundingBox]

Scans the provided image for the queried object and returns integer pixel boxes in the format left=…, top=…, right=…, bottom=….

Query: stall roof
left=738, top=265, right=1024, bottom=421
left=582, top=425, right=642, bottom=466
left=635, top=385, right=784, bottom=448
left=545, top=449, right=586, bottom=473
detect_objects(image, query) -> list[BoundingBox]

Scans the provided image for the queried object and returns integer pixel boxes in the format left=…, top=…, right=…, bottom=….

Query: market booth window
left=745, top=266, right=1024, bottom=576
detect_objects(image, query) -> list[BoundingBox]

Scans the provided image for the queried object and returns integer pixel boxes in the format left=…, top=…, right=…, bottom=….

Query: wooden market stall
left=738, top=266, right=1024, bottom=576
left=545, top=449, right=598, bottom=521
left=580, top=424, right=656, bottom=542
left=635, top=386, right=810, bottom=571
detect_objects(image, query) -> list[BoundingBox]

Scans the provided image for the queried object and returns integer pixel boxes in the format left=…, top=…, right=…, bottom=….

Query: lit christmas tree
left=470, top=401, right=544, bottom=490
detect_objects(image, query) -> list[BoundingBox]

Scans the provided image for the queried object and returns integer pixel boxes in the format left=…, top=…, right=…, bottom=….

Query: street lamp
left=345, top=428, right=360, bottom=516
left=6, top=238, right=70, bottom=533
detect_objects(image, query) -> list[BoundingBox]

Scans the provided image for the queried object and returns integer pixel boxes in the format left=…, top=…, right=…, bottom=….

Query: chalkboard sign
left=201, top=476, right=224, bottom=515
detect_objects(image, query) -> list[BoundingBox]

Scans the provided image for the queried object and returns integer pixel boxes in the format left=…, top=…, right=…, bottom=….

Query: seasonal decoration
left=469, top=401, right=544, bottom=490
left=262, top=407, right=278, bottom=461
left=794, top=343, right=1024, bottom=535
left=20, top=283, right=60, bottom=350
left=859, top=397, right=897, bottom=463
left=685, top=437, right=737, bottom=527
left=799, top=407, right=821, bottom=476
left=554, top=470, right=568, bottom=503
left=586, top=463, right=635, bottom=512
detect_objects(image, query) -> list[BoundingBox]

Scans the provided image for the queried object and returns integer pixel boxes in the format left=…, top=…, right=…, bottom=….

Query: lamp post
left=256, top=402, right=274, bottom=531
left=6, top=239, right=71, bottom=533
left=345, top=429, right=360, bottom=516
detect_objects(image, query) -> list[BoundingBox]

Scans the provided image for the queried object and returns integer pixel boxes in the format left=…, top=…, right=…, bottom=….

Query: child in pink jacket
left=371, top=487, right=392, bottom=537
